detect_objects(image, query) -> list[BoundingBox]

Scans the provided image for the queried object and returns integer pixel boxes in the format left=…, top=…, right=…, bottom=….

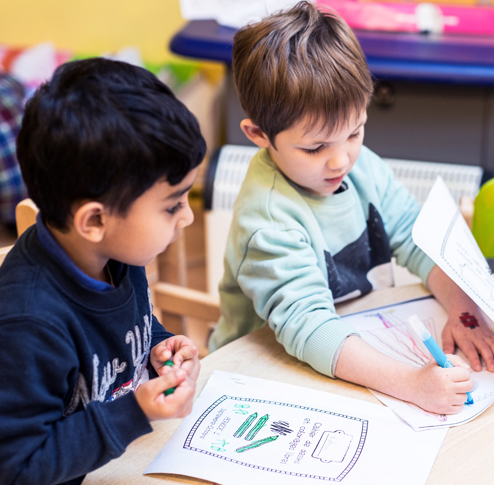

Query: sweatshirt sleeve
left=372, top=157, right=436, bottom=286
left=151, top=313, right=174, bottom=349
left=0, top=319, right=153, bottom=485
left=236, top=227, right=357, bottom=378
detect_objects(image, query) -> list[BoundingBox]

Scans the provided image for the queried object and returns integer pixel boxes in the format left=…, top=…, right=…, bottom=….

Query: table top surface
left=84, top=283, right=494, bottom=485
left=170, top=19, right=494, bottom=84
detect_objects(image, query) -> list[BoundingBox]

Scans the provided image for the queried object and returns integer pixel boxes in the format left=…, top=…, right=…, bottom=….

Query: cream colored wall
left=0, top=0, right=186, bottom=64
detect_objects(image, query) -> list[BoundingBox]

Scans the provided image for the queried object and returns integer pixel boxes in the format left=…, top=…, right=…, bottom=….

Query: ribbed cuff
left=98, top=392, right=152, bottom=457
left=303, top=319, right=359, bottom=378
left=415, top=254, right=436, bottom=290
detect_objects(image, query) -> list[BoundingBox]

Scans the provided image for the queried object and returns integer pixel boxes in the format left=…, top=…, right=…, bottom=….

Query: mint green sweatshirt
left=209, top=146, right=435, bottom=377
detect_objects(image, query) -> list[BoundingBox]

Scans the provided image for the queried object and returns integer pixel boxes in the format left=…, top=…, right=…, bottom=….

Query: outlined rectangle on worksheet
left=341, top=296, right=494, bottom=431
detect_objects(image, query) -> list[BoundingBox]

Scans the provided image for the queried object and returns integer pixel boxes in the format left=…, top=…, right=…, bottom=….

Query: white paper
left=179, top=0, right=304, bottom=28
left=412, top=176, right=494, bottom=323
left=147, top=371, right=447, bottom=485
left=341, top=297, right=494, bottom=431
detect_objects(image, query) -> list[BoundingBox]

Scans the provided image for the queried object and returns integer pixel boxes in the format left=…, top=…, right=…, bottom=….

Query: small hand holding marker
left=162, top=359, right=176, bottom=396
left=408, top=314, right=474, bottom=405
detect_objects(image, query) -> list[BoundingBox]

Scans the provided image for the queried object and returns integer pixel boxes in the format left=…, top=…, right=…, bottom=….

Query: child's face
left=269, top=110, right=367, bottom=196
left=103, top=168, right=198, bottom=267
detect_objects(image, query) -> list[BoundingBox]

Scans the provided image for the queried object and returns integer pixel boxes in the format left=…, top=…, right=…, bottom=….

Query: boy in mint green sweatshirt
left=210, top=1, right=494, bottom=414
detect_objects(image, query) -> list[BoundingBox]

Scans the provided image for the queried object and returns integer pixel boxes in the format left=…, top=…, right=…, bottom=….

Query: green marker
left=235, top=435, right=278, bottom=453
left=234, top=413, right=258, bottom=438
left=162, top=359, right=176, bottom=396
left=245, top=414, right=269, bottom=441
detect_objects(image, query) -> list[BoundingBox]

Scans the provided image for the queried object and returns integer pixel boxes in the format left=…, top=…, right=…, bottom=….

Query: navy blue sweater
left=0, top=225, right=173, bottom=485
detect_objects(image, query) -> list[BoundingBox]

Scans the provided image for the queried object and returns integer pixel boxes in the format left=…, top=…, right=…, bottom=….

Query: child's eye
left=166, top=202, right=184, bottom=215
left=303, top=145, right=324, bottom=155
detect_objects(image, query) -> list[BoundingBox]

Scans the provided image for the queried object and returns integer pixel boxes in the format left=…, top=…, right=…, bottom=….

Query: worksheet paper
left=412, top=176, right=494, bottom=323
left=341, top=296, right=494, bottom=431
left=146, top=371, right=447, bottom=485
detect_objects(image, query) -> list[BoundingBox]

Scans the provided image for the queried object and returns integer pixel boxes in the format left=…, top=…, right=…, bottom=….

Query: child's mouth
left=325, top=174, right=345, bottom=185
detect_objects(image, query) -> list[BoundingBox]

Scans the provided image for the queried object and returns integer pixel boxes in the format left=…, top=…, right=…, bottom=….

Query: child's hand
left=151, top=336, right=200, bottom=381
left=441, top=310, right=494, bottom=372
left=412, top=354, right=473, bottom=414
left=135, top=368, right=196, bottom=421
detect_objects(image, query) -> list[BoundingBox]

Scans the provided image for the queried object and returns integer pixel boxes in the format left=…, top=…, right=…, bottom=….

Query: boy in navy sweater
left=0, top=58, right=204, bottom=484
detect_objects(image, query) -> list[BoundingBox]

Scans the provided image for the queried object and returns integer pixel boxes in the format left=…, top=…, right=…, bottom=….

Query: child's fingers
left=447, top=354, right=471, bottom=370
left=135, top=369, right=188, bottom=421
left=457, top=341, right=482, bottom=372
left=163, top=377, right=196, bottom=417
left=160, top=348, right=174, bottom=362
left=151, top=369, right=186, bottom=396
left=172, top=344, right=199, bottom=367
left=179, top=357, right=201, bottom=380
left=447, top=404, right=467, bottom=415
left=441, top=327, right=456, bottom=354
left=149, top=342, right=173, bottom=371
left=445, top=365, right=471, bottom=384
left=454, top=377, right=474, bottom=394
left=475, top=339, right=494, bottom=372
left=449, top=391, right=470, bottom=406
left=154, top=343, right=173, bottom=362
left=156, top=361, right=176, bottom=377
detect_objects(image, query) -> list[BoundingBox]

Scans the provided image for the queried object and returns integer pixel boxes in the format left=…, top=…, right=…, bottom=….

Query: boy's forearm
left=333, top=335, right=420, bottom=404
left=334, top=334, right=473, bottom=414
left=427, top=264, right=476, bottom=313
left=426, top=264, right=494, bottom=371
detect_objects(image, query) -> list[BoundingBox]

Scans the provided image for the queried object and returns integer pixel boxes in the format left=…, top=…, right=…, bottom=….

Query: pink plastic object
left=317, top=0, right=494, bottom=36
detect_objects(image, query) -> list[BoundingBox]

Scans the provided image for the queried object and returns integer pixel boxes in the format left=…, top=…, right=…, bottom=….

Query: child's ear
left=72, top=202, right=107, bottom=243
left=240, top=119, right=271, bottom=148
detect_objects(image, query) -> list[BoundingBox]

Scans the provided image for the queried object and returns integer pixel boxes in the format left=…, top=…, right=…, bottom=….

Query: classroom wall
left=0, top=0, right=186, bottom=64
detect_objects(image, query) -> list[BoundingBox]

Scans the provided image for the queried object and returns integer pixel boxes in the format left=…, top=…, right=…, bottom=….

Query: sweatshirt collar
left=36, top=213, right=115, bottom=292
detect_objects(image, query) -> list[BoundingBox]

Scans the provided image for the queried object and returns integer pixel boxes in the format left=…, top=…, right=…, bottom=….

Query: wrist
left=395, top=365, right=424, bottom=403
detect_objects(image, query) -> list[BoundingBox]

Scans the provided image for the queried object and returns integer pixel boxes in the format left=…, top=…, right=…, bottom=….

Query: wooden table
left=84, top=284, right=494, bottom=484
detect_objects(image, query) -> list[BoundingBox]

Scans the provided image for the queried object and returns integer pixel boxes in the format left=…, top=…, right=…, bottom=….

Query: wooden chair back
left=0, top=198, right=39, bottom=266
left=16, top=198, right=38, bottom=236
left=0, top=245, right=12, bottom=266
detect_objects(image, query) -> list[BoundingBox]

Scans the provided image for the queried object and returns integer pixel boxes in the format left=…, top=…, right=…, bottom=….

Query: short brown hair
left=233, top=1, right=373, bottom=144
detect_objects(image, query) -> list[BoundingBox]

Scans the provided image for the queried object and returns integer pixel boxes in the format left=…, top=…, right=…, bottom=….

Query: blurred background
left=1, top=0, right=494, bottom=356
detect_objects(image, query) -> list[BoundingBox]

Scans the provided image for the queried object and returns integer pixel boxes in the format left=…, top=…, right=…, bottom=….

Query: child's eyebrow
left=305, top=119, right=367, bottom=143
left=166, top=184, right=194, bottom=200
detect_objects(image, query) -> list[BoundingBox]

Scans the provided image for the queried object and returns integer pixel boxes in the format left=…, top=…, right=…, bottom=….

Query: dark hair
left=17, top=57, right=206, bottom=230
left=233, top=1, right=373, bottom=145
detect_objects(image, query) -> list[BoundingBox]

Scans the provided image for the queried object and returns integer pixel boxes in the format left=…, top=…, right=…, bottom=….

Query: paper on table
left=412, top=176, right=494, bottom=323
left=146, top=370, right=447, bottom=485
left=178, top=0, right=301, bottom=28
left=341, top=296, right=494, bottom=431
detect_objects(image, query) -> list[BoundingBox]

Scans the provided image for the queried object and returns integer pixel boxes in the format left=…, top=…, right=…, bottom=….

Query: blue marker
left=408, top=314, right=474, bottom=405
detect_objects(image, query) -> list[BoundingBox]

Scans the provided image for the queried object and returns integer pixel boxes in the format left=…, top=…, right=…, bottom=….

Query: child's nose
left=327, top=150, right=349, bottom=171
left=177, top=200, right=194, bottom=229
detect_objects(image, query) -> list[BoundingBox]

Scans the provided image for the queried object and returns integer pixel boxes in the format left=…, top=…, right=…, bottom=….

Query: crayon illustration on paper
left=358, top=310, right=435, bottom=367
left=342, top=296, right=494, bottom=431
left=183, top=396, right=367, bottom=481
